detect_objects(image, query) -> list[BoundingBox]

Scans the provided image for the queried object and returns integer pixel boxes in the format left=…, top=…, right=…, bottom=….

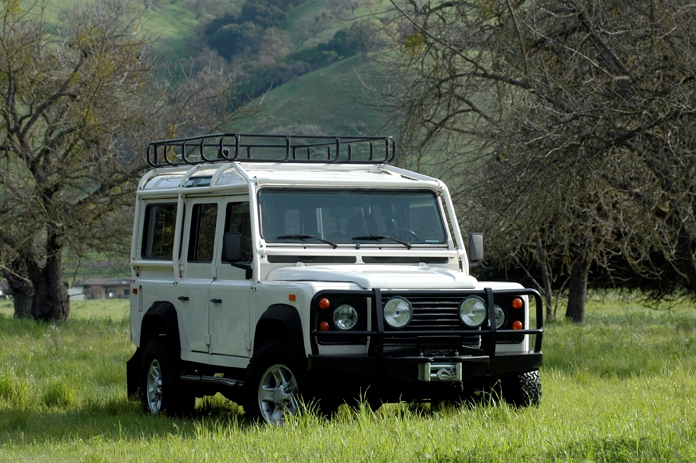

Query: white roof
left=139, top=162, right=442, bottom=194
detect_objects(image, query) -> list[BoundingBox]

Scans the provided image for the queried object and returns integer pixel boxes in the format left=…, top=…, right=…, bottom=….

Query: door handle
left=178, top=296, right=189, bottom=302
left=210, top=298, right=222, bottom=304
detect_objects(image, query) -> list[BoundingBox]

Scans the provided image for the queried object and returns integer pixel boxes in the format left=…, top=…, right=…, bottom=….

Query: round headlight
left=494, top=304, right=506, bottom=329
left=383, top=296, right=412, bottom=329
left=333, top=304, right=358, bottom=331
left=459, top=296, right=487, bottom=327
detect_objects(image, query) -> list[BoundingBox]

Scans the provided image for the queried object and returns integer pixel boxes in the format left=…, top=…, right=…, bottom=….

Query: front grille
left=406, top=296, right=465, bottom=331
left=382, top=294, right=481, bottom=348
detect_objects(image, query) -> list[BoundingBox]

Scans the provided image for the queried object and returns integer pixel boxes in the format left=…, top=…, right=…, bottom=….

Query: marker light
left=319, top=321, right=330, bottom=331
left=512, top=297, right=524, bottom=309
left=319, top=298, right=330, bottom=309
left=512, top=320, right=523, bottom=330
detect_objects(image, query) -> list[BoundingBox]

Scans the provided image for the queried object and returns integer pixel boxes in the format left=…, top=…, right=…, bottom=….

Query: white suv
left=126, top=134, right=543, bottom=423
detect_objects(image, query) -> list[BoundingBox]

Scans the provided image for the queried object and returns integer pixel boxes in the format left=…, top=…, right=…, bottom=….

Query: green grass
left=1, top=296, right=695, bottom=462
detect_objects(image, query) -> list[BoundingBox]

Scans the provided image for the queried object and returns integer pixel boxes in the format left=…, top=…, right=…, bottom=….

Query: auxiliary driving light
left=383, top=297, right=413, bottom=329
left=459, top=296, right=487, bottom=328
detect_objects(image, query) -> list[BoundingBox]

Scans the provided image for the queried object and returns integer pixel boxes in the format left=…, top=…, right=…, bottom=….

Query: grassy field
left=0, top=295, right=695, bottom=462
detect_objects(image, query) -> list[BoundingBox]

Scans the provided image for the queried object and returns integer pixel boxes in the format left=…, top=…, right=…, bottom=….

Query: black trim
left=309, top=290, right=374, bottom=354
left=126, top=348, right=143, bottom=398
left=268, top=255, right=357, bottom=264
left=363, top=256, right=448, bottom=264
left=312, top=288, right=543, bottom=353
left=256, top=304, right=306, bottom=360
left=140, top=301, right=182, bottom=361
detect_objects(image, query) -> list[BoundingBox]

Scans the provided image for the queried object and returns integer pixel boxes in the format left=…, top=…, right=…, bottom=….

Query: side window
left=224, top=202, right=252, bottom=262
left=141, top=203, right=178, bottom=259
left=187, top=203, right=218, bottom=263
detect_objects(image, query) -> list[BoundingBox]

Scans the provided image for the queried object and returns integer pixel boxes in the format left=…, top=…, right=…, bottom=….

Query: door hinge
left=245, top=338, right=252, bottom=351
left=206, top=334, right=211, bottom=346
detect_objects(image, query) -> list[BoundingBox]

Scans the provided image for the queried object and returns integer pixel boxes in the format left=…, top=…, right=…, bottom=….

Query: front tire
left=243, top=341, right=308, bottom=424
left=140, top=338, right=196, bottom=416
left=502, top=370, right=541, bottom=407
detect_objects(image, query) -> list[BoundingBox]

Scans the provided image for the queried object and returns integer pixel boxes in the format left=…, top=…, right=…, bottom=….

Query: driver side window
left=224, top=202, right=252, bottom=262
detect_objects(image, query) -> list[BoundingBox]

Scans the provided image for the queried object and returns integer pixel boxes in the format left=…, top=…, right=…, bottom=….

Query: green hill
left=243, top=54, right=393, bottom=136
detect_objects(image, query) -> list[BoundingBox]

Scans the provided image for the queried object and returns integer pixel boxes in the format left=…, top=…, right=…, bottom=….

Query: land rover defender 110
left=127, top=134, right=543, bottom=424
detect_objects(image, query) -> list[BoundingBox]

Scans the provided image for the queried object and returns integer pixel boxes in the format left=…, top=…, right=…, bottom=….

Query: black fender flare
left=128, top=301, right=181, bottom=398
left=254, top=304, right=307, bottom=362
left=140, top=301, right=182, bottom=361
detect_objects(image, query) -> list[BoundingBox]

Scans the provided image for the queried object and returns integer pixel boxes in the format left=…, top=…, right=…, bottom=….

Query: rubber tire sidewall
left=140, top=338, right=195, bottom=417
left=243, top=340, right=310, bottom=423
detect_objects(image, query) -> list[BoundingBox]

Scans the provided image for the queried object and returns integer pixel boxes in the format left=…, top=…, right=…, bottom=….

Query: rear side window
left=188, top=203, right=218, bottom=263
left=141, top=203, right=177, bottom=259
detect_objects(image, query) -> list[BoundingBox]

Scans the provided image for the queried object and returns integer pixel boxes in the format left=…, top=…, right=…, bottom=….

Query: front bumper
left=308, top=351, right=543, bottom=381
left=309, top=287, right=544, bottom=382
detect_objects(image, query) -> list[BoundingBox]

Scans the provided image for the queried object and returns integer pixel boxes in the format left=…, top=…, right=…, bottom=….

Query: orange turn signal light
left=512, top=320, right=523, bottom=330
left=319, top=298, right=330, bottom=309
left=319, top=321, right=330, bottom=331
left=288, top=294, right=296, bottom=302
left=512, top=297, right=524, bottom=309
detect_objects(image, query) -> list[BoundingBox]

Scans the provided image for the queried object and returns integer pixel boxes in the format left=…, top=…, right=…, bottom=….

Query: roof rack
left=146, top=133, right=396, bottom=167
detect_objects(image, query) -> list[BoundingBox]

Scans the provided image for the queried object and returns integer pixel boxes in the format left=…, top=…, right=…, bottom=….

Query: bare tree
left=386, top=0, right=696, bottom=321
left=0, top=0, right=250, bottom=321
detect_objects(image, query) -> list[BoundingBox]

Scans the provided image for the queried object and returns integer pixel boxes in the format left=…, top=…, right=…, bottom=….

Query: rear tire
left=140, top=338, right=196, bottom=417
left=502, top=370, right=541, bottom=407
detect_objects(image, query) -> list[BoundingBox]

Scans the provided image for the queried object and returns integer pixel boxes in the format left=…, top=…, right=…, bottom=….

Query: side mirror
left=468, top=233, right=484, bottom=262
left=222, top=232, right=243, bottom=263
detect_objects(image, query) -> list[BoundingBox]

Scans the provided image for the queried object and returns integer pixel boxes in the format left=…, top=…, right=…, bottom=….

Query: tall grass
left=0, top=296, right=695, bottom=462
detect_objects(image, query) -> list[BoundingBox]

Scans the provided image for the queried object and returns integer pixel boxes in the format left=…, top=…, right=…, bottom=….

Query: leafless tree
left=0, top=0, right=252, bottom=321
left=386, top=0, right=696, bottom=321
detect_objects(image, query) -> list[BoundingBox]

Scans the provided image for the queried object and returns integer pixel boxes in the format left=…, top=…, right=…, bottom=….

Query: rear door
left=178, top=199, right=219, bottom=353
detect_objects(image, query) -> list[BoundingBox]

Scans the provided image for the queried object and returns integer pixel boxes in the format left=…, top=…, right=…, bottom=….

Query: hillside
left=244, top=54, right=394, bottom=136
left=17, top=0, right=394, bottom=136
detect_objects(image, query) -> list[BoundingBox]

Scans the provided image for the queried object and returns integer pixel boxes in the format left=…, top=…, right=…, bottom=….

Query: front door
left=209, top=199, right=253, bottom=357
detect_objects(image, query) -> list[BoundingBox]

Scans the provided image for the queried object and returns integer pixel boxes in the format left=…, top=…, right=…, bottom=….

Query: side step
left=180, top=374, right=244, bottom=390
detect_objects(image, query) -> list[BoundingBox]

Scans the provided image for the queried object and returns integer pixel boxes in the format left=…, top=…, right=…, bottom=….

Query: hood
left=266, top=264, right=478, bottom=290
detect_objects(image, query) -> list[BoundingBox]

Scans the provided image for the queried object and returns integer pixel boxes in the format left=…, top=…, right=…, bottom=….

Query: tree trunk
left=676, top=227, right=696, bottom=294
left=536, top=237, right=554, bottom=322
left=566, top=253, right=591, bottom=323
left=4, top=258, right=34, bottom=319
left=30, top=235, right=70, bottom=322
left=6, top=234, right=70, bottom=322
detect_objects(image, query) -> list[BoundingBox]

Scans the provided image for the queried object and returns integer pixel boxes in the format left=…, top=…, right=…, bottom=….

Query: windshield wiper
left=351, top=234, right=412, bottom=249
left=276, top=234, right=338, bottom=249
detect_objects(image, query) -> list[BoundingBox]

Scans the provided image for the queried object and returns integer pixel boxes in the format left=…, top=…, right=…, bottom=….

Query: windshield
left=258, top=189, right=447, bottom=245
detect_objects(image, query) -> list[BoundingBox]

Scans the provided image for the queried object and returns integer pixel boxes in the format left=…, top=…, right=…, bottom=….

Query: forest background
left=1, top=0, right=696, bottom=323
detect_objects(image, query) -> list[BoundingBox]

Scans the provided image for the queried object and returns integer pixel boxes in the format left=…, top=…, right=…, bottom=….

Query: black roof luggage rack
left=147, top=133, right=396, bottom=168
